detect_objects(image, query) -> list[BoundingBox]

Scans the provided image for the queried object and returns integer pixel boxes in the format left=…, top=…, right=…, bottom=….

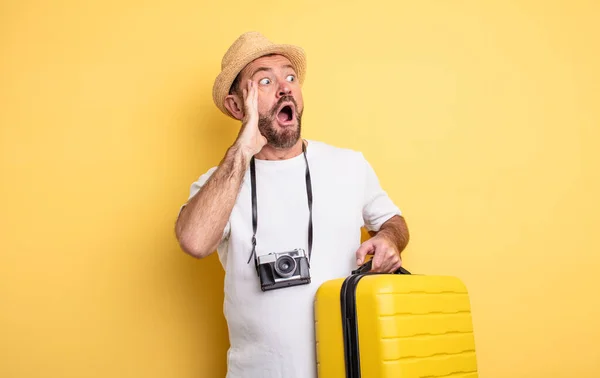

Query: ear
left=224, top=94, right=244, bottom=121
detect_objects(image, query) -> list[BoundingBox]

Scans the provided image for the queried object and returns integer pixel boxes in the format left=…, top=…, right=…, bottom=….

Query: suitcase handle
left=351, top=259, right=411, bottom=275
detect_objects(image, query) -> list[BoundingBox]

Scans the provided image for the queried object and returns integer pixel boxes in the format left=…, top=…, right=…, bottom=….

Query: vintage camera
left=256, top=248, right=311, bottom=291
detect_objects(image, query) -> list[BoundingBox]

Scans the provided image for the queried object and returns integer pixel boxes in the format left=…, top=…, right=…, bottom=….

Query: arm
left=175, top=80, right=266, bottom=258
left=175, top=144, right=251, bottom=258
left=355, top=154, right=410, bottom=272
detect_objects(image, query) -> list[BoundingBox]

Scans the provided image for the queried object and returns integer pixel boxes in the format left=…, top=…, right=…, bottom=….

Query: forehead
left=240, top=54, right=295, bottom=77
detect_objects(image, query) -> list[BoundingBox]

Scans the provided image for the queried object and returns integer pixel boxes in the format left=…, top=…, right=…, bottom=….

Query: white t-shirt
left=182, top=140, right=401, bottom=378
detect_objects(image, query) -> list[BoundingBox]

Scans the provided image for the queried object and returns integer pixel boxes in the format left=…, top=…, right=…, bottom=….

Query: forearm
left=176, top=143, right=251, bottom=258
left=370, top=215, right=410, bottom=255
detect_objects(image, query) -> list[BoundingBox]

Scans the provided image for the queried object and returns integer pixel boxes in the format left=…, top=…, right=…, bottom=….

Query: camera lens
left=274, top=255, right=297, bottom=278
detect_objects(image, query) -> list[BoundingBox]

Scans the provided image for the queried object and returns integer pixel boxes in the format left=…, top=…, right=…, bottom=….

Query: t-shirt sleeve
left=361, top=154, right=402, bottom=232
left=178, top=166, right=231, bottom=243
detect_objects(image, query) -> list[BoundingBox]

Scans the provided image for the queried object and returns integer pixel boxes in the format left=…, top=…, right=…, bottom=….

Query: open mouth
left=277, top=104, right=294, bottom=124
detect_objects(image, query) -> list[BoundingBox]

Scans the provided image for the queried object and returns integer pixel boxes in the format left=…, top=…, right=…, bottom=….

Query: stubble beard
left=258, top=96, right=303, bottom=149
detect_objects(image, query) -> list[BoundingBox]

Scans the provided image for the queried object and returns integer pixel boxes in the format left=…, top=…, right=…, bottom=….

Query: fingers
left=370, top=244, right=384, bottom=271
left=243, top=81, right=250, bottom=108
left=251, top=83, right=258, bottom=113
left=370, top=240, right=401, bottom=273
left=242, top=80, right=258, bottom=124
left=378, top=254, right=401, bottom=273
left=355, top=241, right=374, bottom=266
left=244, top=80, right=257, bottom=106
left=392, top=258, right=403, bottom=272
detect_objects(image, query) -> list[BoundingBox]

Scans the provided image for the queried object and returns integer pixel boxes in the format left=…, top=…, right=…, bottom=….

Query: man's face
left=237, top=54, right=304, bottom=149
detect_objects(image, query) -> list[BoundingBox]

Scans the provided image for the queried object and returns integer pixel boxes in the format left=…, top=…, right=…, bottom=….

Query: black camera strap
left=247, top=141, right=313, bottom=271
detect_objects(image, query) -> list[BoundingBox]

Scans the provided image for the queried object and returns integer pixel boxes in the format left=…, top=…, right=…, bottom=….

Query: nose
left=277, top=80, right=292, bottom=98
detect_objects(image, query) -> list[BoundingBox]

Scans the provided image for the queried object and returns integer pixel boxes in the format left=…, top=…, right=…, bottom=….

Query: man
left=175, top=31, right=409, bottom=378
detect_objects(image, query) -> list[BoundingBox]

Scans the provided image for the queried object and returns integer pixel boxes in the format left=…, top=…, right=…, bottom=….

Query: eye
left=286, top=75, right=295, bottom=82
left=259, top=78, right=271, bottom=85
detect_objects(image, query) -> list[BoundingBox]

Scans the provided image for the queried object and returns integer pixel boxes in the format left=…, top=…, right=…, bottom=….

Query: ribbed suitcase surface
left=314, top=272, right=478, bottom=378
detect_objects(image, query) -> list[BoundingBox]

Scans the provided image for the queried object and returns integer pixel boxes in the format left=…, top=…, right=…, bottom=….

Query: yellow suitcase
left=314, top=261, right=478, bottom=378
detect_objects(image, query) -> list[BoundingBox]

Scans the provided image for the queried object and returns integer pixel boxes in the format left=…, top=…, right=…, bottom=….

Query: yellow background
left=1, top=1, right=599, bottom=377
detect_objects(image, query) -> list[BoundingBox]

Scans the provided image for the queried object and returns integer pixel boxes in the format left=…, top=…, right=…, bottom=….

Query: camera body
left=256, top=248, right=311, bottom=291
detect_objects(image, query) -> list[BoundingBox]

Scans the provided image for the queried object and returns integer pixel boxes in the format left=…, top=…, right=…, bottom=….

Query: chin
left=266, top=123, right=301, bottom=149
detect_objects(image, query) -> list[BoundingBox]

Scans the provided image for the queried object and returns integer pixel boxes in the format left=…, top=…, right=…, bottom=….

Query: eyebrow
left=250, top=67, right=272, bottom=78
left=250, top=65, right=296, bottom=78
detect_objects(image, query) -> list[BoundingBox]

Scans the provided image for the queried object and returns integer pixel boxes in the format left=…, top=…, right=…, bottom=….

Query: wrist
left=229, top=141, right=254, bottom=164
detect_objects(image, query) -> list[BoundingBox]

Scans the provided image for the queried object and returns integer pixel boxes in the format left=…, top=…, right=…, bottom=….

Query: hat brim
left=212, top=44, right=306, bottom=119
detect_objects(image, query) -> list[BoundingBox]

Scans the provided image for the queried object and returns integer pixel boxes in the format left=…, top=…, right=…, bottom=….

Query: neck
left=254, top=139, right=306, bottom=161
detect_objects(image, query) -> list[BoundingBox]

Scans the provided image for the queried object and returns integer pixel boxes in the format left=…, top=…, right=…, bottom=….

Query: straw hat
left=212, top=31, right=307, bottom=119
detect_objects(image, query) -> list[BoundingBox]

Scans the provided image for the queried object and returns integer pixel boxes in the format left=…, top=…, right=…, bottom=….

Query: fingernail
left=357, top=259, right=361, bottom=265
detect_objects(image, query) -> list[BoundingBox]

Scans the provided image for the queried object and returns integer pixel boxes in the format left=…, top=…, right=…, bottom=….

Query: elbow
left=179, top=239, right=208, bottom=259
left=175, top=226, right=213, bottom=259
left=178, top=235, right=212, bottom=259
left=174, top=212, right=218, bottom=258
